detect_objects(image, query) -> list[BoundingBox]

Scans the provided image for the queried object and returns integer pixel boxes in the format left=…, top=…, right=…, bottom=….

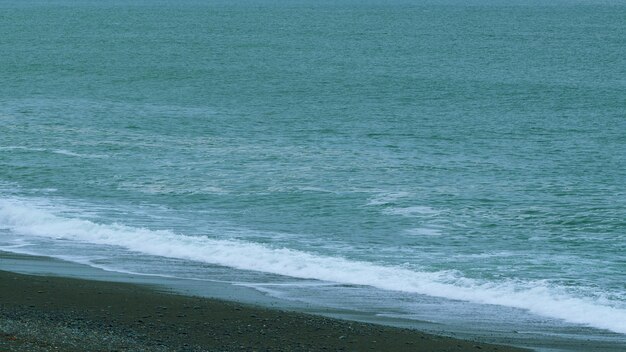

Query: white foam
left=1, top=198, right=625, bottom=334
left=366, top=191, right=411, bottom=206
left=0, top=146, right=106, bottom=159
left=404, top=227, right=443, bottom=236
left=118, top=182, right=228, bottom=196
left=50, top=149, right=108, bottom=159
left=0, top=146, right=46, bottom=152
left=383, top=206, right=440, bottom=217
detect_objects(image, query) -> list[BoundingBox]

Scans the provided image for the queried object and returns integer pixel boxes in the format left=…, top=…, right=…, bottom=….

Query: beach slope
left=0, top=270, right=529, bottom=352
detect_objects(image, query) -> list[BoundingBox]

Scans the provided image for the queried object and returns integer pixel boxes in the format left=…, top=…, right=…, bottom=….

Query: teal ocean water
left=1, top=1, right=625, bottom=350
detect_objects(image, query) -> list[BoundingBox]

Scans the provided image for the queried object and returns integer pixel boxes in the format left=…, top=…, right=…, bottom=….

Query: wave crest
left=0, top=198, right=625, bottom=334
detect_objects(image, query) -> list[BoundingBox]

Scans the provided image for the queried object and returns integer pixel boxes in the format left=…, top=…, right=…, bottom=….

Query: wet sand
left=0, top=269, right=531, bottom=352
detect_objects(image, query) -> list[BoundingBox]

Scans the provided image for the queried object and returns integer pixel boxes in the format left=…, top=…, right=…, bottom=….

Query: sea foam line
left=0, top=198, right=625, bottom=334
left=0, top=146, right=106, bottom=158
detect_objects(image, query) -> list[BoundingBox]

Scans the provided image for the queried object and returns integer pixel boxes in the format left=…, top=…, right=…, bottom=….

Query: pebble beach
left=0, top=269, right=529, bottom=352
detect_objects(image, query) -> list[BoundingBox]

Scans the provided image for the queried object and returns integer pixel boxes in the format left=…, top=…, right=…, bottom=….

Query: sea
left=1, top=0, right=625, bottom=351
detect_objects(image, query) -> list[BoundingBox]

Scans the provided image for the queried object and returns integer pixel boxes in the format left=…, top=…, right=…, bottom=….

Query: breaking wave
left=0, top=198, right=625, bottom=334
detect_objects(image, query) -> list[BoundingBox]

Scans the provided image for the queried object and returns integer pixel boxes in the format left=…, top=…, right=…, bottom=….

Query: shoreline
left=0, top=253, right=530, bottom=352
left=0, top=270, right=529, bottom=352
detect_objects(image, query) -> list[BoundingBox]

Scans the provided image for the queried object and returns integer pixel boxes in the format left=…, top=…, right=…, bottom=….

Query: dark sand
left=0, top=270, right=531, bottom=352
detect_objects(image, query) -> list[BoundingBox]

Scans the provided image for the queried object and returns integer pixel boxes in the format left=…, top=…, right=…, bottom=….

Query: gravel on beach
left=0, top=270, right=528, bottom=352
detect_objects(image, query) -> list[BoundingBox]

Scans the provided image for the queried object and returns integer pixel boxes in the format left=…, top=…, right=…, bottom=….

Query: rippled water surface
left=1, top=1, right=625, bottom=350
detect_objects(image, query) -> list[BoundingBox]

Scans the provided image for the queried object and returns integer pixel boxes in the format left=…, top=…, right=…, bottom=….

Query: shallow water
left=1, top=1, right=625, bottom=350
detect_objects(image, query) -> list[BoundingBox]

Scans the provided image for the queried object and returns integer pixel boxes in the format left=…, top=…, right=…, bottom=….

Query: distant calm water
left=1, top=0, right=625, bottom=349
